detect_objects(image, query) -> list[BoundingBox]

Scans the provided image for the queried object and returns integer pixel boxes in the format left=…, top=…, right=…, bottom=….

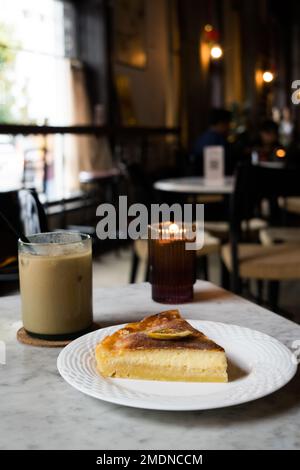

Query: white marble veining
left=0, top=281, right=300, bottom=450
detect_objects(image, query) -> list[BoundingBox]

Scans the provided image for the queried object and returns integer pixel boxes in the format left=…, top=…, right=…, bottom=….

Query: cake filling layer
left=96, top=349, right=228, bottom=382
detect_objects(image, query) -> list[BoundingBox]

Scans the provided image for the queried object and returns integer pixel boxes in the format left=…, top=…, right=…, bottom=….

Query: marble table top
left=1, top=281, right=300, bottom=450
left=154, top=177, right=234, bottom=194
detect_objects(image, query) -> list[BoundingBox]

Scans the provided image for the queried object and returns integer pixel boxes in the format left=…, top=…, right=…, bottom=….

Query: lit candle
left=148, top=222, right=196, bottom=303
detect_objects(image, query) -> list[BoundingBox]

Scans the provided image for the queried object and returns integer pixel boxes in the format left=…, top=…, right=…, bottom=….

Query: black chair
left=125, top=163, right=153, bottom=283
left=221, top=163, right=300, bottom=310
left=0, top=189, right=48, bottom=283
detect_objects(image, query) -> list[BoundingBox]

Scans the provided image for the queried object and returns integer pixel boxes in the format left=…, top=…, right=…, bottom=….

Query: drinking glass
left=18, top=232, right=93, bottom=340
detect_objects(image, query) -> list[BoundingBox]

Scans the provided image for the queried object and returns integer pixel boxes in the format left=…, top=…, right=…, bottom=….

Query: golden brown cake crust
left=99, top=310, right=224, bottom=352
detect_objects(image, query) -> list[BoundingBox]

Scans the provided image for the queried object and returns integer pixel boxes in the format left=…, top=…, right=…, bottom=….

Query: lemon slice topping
left=147, top=329, right=193, bottom=340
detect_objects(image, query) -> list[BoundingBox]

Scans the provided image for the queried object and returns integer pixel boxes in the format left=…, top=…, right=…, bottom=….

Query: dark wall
left=71, top=0, right=300, bottom=142
left=72, top=0, right=111, bottom=123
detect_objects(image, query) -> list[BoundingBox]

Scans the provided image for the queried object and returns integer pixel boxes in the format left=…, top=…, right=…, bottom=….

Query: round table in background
left=153, top=176, right=234, bottom=195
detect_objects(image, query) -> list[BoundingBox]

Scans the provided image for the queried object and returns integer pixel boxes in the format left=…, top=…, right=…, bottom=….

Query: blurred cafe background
left=1, top=0, right=300, bottom=320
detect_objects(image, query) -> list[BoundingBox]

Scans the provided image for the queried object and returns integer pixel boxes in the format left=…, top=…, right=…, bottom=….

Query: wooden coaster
left=17, top=323, right=101, bottom=348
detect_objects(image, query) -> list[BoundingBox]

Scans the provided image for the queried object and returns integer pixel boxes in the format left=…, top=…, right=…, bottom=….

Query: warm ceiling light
left=276, top=148, right=286, bottom=158
left=210, top=45, right=223, bottom=59
left=262, top=71, right=274, bottom=83
left=204, top=24, right=213, bottom=32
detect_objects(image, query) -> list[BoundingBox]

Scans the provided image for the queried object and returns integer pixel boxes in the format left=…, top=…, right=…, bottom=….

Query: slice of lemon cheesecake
left=95, top=310, right=228, bottom=382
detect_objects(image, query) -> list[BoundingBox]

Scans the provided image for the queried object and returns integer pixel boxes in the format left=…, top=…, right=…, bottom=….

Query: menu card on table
left=203, top=146, right=224, bottom=184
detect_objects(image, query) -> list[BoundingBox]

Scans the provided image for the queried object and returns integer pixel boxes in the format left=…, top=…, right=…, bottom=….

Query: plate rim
left=57, top=320, right=298, bottom=411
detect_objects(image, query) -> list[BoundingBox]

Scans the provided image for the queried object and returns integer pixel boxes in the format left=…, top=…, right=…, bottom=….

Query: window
left=0, top=0, right=81, bottom=197
left=0, top=0, right=76, bottom=125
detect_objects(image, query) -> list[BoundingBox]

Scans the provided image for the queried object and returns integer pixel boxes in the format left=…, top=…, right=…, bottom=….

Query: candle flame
left=169, top=223, right=180, bottom=234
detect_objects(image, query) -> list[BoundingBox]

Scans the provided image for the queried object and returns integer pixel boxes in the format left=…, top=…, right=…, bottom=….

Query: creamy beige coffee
left=19, top=233, right=92, bottom=336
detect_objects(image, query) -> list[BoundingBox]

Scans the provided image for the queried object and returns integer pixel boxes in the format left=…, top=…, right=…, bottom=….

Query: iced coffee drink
left=19, top=232, right=93, bottom=339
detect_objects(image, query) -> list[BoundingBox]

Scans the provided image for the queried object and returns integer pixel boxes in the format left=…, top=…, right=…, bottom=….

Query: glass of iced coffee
left=18, top=232, right=93, bottom=340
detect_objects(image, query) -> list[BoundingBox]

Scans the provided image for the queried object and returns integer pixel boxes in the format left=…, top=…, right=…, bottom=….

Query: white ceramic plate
left=57, top=321, right=297, bottom=411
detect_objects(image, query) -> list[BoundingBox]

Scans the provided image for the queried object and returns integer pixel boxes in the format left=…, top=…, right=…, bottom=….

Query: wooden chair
left=221, top=163, right=300, bottom=310
left=260, top=227, right=300, bottom=246
left=205, top=218, right=267, bottom=242
left=279, top=197, right=300, bottom=215
left=0, top=189, right=48, bottom=284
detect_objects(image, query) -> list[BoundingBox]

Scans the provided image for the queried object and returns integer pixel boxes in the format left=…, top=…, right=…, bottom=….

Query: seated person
left=254, top=120, right=281, bottom=162
left=192, top=108, right=234, bottom=175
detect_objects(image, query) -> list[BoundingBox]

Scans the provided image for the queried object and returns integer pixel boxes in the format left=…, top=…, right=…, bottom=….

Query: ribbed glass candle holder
left=148, top=222, right=196, bottom=303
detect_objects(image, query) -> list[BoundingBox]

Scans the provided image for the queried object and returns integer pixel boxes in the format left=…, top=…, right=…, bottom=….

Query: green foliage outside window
left=0, top=23, right=29, bottom=123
